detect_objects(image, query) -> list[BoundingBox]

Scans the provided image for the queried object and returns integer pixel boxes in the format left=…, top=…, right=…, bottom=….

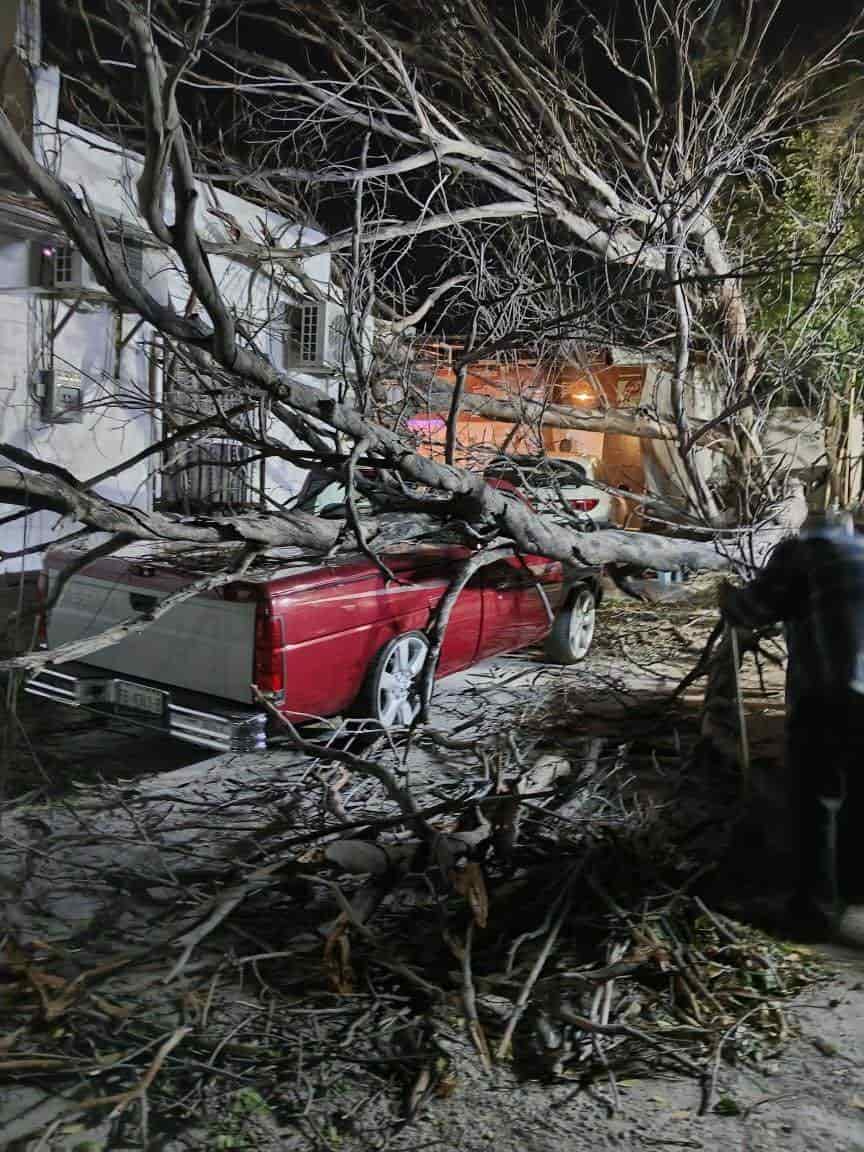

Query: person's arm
left=718, top=539, right=801, bottom=628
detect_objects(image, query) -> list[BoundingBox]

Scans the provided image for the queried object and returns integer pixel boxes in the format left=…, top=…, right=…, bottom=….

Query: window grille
left=286, top=302, right=323, bottom=367
left=53, top=246, right=74, bottom=286
left=115, top=239, right=143, bottom=285
left=161, top=438, right=255, bottom=511
left=329, top=311, right=350, bottom=367
left=159, top=354, right=263, bottom=513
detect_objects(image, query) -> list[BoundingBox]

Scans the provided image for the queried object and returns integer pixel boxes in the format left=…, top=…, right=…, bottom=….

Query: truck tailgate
left=46, top=569, right=257, bottom=704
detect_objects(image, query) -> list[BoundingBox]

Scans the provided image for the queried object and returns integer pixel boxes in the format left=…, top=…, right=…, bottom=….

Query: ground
left=2, top=579, right=864, bottom=1152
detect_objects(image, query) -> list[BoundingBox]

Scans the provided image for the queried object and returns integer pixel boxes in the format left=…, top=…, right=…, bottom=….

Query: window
left=286, top=301, right=322, bottom=368
left=53, top=245, right=74, bottom=286
left=328, top=311, right=350, bottom=368
left=159, top=352, right=263, bottom=513
left=113, top=237, right=143, bottom=286
left=162, top=438, right=256, bottom=512
left=32, top=242, right=103, bottom=292
left=107, top=229, right=144, bottom=286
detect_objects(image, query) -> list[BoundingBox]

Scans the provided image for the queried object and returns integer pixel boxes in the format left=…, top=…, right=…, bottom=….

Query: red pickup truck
left=26, top=484, right=602, bottom=753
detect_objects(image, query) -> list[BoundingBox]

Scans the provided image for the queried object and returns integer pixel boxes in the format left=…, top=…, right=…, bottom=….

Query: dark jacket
left=722, top=526, right=864, bottom=710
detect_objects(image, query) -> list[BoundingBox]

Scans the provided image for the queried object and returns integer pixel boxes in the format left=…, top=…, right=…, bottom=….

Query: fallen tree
left=188, top=0, right=859, bottom=521
left=0, top=8, right=741, bottom=664
left=0, top=599, right=825, bottom=1145
left=0, top=0, right=854, bottom=678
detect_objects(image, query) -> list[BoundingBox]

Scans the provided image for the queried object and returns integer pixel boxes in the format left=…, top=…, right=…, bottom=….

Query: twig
left=700, top=1003, right=767, bottom=1115
left=505, top=880, right=571, bottom=976
left=306, top=874, right=446, bottom=1002
left=341, top=436, right=399, bottom=583
left=592, top=941, right=626, bottom=1111
left=461, top=920, right=492, bottom=1071
left=248, top=788, right=556, bottom=861
left=728, top=624, right=751, bottom=793
left=671, top=619, right=724, bottom=699
left=497, top=872, right=579, bottom=1059
left=165, top=861, right=292, bottom=983
left=742, top=1091, right=802, bottom=1117
left=556, top=1004, right=707, bottom=1079
left=641, top=1140, right=703, bottom=1149
left=692, top=897, right=741, bottom=947
left=418, top=543, right=514, bottom=721
left=77, top=1026, right=191, bottom=1115
left=252, top=687, right=433, bottom=838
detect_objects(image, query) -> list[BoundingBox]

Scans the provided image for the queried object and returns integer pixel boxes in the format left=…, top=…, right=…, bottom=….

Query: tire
left=543, top=586, right=597, bottom=664
left=353, top=631, right=431, bottom=727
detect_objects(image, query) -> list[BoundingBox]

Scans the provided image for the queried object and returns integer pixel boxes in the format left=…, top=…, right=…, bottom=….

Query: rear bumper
left=24, top=663, right=268, bottom=753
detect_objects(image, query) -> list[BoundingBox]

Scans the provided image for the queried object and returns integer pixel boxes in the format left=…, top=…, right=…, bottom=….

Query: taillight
left=569, top=497, right=599, bottom=512
left=254, top=602, right=285, bottom=697
left=36, top=568, right=48, bottom=646
left=222, top=583, right=256, bottom=602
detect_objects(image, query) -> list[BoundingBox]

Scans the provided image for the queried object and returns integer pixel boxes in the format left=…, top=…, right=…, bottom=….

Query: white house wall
left=639, top=364, right=725, bottom=512
left=51, top=115, right=333, bottom=512
left=0, top=108, right=335, bottom=573
left=0, top=234, right=155, bottom=570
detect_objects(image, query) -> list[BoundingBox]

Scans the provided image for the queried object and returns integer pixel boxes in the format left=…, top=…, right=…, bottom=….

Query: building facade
left=0, top=0, right=358, bottom=577
left=410, top=340, right=649, bottom=494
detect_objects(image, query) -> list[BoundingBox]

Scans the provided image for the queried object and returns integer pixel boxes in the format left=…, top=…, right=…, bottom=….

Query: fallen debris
left=0, top=580, right=833, bottom=1150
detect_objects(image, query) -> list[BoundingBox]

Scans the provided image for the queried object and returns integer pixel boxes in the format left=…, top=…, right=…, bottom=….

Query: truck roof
left=44, top=536, right=471, bottom=596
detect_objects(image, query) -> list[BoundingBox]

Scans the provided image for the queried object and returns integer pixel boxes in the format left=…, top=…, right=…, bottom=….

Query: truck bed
left=43, top=541, right=273, bottom=705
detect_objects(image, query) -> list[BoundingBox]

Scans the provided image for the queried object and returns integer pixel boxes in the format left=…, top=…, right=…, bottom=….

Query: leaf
left=26, top=969, right=66, bottom=990
left=435, top=1073, right=458, bottom=1099
left=323, top=918, right=354, bottom=995
left=811, top=1037, right=838, bottom=1057
left=23, top=968, right=80, bottom=1022
left=325, top=840, right=389, bottom=876
left=714, top=1096, right=742, bottom=1116
left=407, top=1066, right=432, bottom=1118
left=449, top=862, right=489, bottom=929
left=88, top=994, right=131, bottom=1020
left=850, top=1095, right=864, bottom=1110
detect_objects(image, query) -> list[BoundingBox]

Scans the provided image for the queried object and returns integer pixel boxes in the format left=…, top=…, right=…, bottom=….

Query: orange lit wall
left=412, top=357, right=647, bottom=490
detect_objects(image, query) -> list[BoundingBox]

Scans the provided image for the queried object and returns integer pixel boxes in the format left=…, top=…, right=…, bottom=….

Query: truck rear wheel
left=543, top=586, right=596, bottom=664
left=354, top=631, right=430, bottom=727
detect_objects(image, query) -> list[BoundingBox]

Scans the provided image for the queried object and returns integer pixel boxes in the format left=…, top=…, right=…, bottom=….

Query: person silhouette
left=720, top=511, right=864, bottom=937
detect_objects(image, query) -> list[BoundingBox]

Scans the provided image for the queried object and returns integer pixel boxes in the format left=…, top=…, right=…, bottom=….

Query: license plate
left=115, top=681, right=165, bottom=717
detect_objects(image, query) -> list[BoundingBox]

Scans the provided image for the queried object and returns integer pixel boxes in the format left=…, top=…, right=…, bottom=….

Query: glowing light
left=407, top=416, right=446, bottom=431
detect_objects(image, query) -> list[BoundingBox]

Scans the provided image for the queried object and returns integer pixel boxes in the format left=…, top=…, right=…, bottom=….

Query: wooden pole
left=729, top=624, right=751, bottom=798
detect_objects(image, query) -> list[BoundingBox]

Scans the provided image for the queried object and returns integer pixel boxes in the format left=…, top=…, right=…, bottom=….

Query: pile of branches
left=0, top=691, right=821, bottom=1150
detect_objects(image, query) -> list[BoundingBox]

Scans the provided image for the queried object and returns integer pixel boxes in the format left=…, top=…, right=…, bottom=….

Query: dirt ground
left=2, top=580, right=864, bottom=1152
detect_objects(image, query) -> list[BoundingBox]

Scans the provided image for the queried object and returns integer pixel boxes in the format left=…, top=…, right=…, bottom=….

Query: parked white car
left=485, top=455, right=613, bottom=528
left=544, top=455, right=613, bottom=525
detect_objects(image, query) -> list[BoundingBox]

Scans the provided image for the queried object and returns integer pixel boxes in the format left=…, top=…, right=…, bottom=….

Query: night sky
left=37, top=0, right=864, bottom=300
left=41, top=0, right=863, bottom=93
